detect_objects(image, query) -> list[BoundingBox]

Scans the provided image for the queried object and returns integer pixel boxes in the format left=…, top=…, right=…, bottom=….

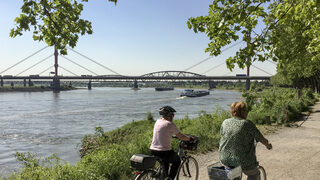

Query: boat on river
left=180, top=89, right=210, bottom=97
left=155, top=87, right=174, bottom=91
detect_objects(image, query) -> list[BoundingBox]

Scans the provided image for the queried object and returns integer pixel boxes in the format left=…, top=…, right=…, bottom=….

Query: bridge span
left=0, top=75, right=270, bottom=81
left=0, top=71, right=271, bottom=91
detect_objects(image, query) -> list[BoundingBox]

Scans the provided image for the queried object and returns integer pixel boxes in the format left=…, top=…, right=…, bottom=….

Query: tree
left=187, top=0, right=270, bottom=70
left=265, top=0, right=320, bottom=90
left=10, top=0, right=117, bottom=55
left=188, top=0, right=320, bottom=91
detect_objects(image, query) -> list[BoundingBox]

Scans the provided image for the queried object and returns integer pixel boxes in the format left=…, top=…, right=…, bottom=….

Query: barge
left=180, top=89, right=210, bottom=97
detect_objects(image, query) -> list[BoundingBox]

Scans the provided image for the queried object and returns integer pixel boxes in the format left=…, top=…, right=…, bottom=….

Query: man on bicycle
left=150, top=106, right=191, bottom=180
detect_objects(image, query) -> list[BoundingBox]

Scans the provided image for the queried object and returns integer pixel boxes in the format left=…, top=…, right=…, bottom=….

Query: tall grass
left=245, top=87, right=318, bottom=125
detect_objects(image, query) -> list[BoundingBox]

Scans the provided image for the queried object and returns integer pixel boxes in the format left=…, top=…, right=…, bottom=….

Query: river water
left=0, top=88, right=241, bottom=176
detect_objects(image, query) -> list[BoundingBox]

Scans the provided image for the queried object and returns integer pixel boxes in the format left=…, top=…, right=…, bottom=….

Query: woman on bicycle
left=219, top=102, right=272, bottom=180
left=150, top=106, right=191, bottom=180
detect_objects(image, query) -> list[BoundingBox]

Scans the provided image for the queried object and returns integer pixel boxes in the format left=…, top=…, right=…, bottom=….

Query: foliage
left=187, top=0, right=270, bottom=70
left=145, top=112, right=155, bottom=122
left=14, top=152, right=41, bottom=168
left=174, top=108, right=230, bottom=152
left=11, top=0, right=117, bottom=55
left=265, top=0, right=320, bottom=89
left=188, top=0, right=320, bottom=91
left=246, top=87, right=317, bottom=125
left=242, top=91, right=258, bottom=112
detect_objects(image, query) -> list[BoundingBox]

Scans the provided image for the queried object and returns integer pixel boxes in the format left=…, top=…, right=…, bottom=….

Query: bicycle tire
left=135, top=170, right=157, bottom=180
left=259, top=166, right=267, bottom=180
left=176, top=156, right=199, bottom=180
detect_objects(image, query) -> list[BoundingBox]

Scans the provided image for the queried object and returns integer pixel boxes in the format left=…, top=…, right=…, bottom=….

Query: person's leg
left=150, top=150, right=170, bottom=176
left=243, top=167, right=260, bottom=180
left=166, top=150, right=181, bottom=179
left=150, top=150, right=181, bottom=179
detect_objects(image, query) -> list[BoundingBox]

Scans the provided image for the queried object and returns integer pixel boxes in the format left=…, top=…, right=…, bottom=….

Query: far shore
left=0, top=85, right=244, bottom=93
left=0, top=86, right=76, bottom=92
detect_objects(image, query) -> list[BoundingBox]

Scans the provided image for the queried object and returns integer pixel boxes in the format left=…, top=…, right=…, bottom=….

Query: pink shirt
left=150, top=119, right=179, bottom=151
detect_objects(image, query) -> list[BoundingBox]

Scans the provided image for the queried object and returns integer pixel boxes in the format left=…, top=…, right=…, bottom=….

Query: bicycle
left=208, top=140, right=270, bottom=180
left=208, top=163, right=267, bottom=180
left=257, top=165, right=267, bottom=180
left=130, top=136, right=199, bottom=180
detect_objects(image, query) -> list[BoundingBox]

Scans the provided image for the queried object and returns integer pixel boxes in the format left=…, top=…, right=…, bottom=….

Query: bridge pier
left=88, top=80, right=92, bottom=90
left=0, top=78, right=3, bottom=87
left=208, top=81, right=216, bottom=90
left=133, top=79, right=138, bottom=89
left=23, top=79, right=26, bottom=87
left=52, top=77, right=60, bottom=92
left=28, top=79, right=33, bottom=87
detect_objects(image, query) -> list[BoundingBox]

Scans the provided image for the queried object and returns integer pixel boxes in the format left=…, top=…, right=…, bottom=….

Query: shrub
left=245, top=87, right=317, bottom=125
left=145, top=112, right=154, bottom=122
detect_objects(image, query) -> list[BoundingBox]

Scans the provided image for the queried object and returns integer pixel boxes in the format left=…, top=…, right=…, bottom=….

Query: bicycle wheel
left=176, top=156, right=199, bottom=180
left=135, top=170, right=158, bottom=180
left=258, top=166, right=267, bottom=180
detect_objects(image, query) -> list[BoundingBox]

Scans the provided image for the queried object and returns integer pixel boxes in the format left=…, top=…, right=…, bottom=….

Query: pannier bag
left=130, top=154, right=156, bottom=170
left=180, top=136, right=199, bottom=151
left=207, top=162, right=242, bottom=180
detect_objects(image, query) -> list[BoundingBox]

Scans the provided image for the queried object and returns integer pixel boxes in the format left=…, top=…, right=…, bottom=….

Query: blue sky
left=0, top=0, right=276, bottom=76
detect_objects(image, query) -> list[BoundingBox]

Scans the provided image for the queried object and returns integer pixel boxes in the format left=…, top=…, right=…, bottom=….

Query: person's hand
left=266, top=143, right=272, bottom=150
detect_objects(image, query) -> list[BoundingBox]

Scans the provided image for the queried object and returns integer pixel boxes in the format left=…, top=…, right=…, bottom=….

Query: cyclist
left=150, top=106, right=191, bottom=180
left=219, top=102, right=272, bottom=180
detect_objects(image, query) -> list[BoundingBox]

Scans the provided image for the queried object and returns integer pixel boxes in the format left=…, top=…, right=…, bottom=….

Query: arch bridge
left=141, top=71, right=205, bottom=78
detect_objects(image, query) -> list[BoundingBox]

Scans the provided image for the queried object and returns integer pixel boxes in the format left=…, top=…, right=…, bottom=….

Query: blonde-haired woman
left=219, top=102, right=272, bottom=180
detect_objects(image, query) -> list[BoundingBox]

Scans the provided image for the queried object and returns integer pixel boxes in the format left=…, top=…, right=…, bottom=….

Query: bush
left=145, top=112, right=154, bottom=122
left=246, top=87, right=317, bottom=125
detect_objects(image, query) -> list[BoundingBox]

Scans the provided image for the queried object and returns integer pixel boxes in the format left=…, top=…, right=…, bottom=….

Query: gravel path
left=194, top=100, right=320, bottom=180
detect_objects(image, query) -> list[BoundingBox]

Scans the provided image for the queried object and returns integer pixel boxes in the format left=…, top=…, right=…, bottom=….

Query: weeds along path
left=195, top=99, right=320, bottom=180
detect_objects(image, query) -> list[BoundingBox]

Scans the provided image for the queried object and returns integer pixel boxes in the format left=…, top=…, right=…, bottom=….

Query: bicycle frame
left=133, top=156, right=167, bottom=179
left=133, top=142, right=196, bottom=179
left=132, top=135, right=199, bottom=180
left=177, top=146, right=193, bottom=178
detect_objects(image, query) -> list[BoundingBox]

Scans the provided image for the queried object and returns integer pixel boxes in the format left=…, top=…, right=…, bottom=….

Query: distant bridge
left=0, top=46, right=273, bottom=90
left=0, top=71, right=270, bottom=81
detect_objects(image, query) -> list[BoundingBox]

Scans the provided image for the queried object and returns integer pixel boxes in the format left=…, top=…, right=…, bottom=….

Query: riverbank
left=0, top=87, right=52, bottom=92
left=0, top=86, right=77, bottom=92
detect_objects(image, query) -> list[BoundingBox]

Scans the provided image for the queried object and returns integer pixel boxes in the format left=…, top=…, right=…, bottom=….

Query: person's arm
left=259, top=136, right=272, bottom=150
left=247, top=120, right=272, bottom=150
left=176, top=132, right=191, bottom=141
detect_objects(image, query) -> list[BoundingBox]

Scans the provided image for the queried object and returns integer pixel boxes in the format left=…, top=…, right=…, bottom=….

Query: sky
left=0, top=0, right=277, bottom=77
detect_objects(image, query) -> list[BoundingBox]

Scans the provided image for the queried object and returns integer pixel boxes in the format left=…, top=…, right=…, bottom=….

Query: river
left=0, top=87, right=241, bottom=176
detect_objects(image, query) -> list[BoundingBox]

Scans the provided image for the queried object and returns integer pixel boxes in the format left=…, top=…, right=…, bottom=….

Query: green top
left=219, top=117, right=263, bottom=170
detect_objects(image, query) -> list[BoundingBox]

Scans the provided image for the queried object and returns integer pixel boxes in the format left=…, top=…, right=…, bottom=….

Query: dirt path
left=195, top=100, right=320, bottom=180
